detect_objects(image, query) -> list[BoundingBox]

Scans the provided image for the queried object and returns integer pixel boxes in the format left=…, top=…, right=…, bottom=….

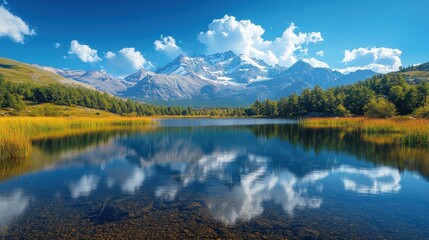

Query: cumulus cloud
left=338, top=47, right=402, bottom=73
left=105, top=47, right=153, bottom=75
left=118, top=48, right=151, bottom=69
left=54, top=42, right=61, bottom=48
left=300, top=48, right=308, bottom=55
left=104, top=51, right=116, bottom=59
left=198, top=15, right=324, bottom=67
left=0, top=5, right=35, bottom=43
left=154, top=35, right=184, bottom=59
left=68, top=40, right=101, bottom=63
left=316, top=50, right=324, bottom=57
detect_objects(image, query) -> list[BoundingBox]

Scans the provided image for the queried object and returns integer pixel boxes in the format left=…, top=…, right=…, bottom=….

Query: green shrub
left=364, top=98, right=397, bottom=118
left=333, top=104, right=351, bottom=117
left=413, top=105, right=429, bottom=118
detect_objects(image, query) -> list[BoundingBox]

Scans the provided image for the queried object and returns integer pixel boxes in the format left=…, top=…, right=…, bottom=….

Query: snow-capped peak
left=237, top=54, right=267, bottom=71
left=155, top=51, right=272, bottom=83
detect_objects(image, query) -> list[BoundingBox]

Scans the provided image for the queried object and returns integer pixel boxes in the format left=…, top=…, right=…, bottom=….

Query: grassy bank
left=0, top=103, right=120, bottom=117
left=0, top=117, right=153, bottom=160
left=301, top=117, right=429, bottom=147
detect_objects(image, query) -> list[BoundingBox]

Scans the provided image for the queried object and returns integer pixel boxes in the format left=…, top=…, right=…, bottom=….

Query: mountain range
left=39, top=51, right=376, bottom=107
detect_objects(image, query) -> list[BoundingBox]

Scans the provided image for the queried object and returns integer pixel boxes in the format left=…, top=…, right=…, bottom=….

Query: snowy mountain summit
left=38, top=51, right=377, bottom=106
left=156, top=51, right=277, bottom=83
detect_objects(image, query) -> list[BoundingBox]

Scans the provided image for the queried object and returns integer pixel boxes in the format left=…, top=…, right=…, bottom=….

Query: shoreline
left=0, top=116, right=428, bottom=162
left=0, top=117, right=154, bottom=161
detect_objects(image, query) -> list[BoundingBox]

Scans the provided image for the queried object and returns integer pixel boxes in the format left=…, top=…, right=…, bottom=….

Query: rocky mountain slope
left=33, top=51, right=378, bottom=106
left=118, top=52, right=376, bottom=106
left=38, top=67, right=126, bottom=94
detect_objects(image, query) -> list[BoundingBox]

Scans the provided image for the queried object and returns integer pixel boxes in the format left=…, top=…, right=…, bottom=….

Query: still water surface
left=0, top=118, right=428, bottom=239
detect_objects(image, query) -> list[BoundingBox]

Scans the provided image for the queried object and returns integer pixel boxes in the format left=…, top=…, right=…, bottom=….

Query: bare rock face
left=39, top=67, right=129, bottom=94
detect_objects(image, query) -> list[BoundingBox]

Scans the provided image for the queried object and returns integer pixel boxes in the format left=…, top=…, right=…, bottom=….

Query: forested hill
left=398, top=62, right=429, bottom=85
left=1, top=56, right=428, bottom=118
left=0, top=76, right=251, bottom=117
left=402, top=62, right=429, bottom=72
left=0, top=58, right=246, bottom=117
left=247, top=62, right=429, bottom=118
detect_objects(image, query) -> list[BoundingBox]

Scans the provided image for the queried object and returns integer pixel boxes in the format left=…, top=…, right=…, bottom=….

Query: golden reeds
left=0, top=117, right=153, bottom=161
left=301, top=117, right=429, bottom=147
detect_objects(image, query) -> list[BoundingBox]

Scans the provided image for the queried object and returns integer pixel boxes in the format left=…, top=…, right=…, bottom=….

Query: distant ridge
left=6, top=52, right=382, bottom=107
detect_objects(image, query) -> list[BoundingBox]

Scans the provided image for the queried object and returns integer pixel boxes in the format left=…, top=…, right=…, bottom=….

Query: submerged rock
left=89, top=204, right=130, bottom=224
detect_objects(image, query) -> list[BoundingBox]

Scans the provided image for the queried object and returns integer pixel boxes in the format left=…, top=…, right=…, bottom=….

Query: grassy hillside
left=0, top=58, right=247, bottom=117
left=0, top=58, right=91, bottom=87
left=398, top=71, right=429, bottom=84
left=399, top=62, right=429, bottom=84
left=0, top=103, right=119, bottom=117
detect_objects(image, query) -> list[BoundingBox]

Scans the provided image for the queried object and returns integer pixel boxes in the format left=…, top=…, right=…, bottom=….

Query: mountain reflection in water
left=0, top=119, right=428, bottom=239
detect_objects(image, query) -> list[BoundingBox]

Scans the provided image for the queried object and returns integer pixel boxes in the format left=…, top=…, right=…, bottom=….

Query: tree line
left=1, top=72, right=428, bottom=118
left=0, top=78, right=247, bottom=117
left=247, top=73, right=429, bottom=118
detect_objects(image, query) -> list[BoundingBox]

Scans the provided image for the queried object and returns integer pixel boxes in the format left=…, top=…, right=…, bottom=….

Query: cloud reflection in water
left=338, top=166, right=401, bottom=194
left=0, top=190, right=29, bottom=226
left=69, top=175, right=99, bottom=198
left=35, top=127, right=403, bottom=225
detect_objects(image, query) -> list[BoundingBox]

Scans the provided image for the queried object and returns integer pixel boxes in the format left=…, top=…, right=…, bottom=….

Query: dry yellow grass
left=0, top=117, right=153, bottom=160
left=301, top=117, right=429, bottom=147
left=0, top=58, right=89, bottom=86
left=0, top=103, right=120, bottom=117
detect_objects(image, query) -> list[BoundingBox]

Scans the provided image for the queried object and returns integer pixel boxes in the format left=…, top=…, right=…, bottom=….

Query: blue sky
left=0, top=0, right=428, bottom=76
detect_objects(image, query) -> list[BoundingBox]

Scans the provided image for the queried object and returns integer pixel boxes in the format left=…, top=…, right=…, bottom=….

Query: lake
left=0, top=118, right=428, bottom=239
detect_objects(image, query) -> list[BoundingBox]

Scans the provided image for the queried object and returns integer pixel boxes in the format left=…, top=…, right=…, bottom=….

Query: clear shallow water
left=0, top=118, right=429, bottom=239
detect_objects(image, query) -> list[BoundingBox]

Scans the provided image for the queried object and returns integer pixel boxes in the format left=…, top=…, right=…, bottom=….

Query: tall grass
left=301, top=117, right=429, bottom=147
left=0, top=117, right=153, bottom=160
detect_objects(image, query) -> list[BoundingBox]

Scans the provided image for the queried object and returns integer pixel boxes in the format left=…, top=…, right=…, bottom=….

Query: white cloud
left=119, top=48, right=150, bottom=69
left=334, top=66, right=370, bottom=74
left=316, top=50, right=324, bottom=57
left=198, top=15, right=324, bottom=67
left=300, top=48, right=308, bottom=55
left=302, top=57, right=329, bottom=68
left=105, top=47, right=152, bottom=74
left=104, top=51, right=116, bottom=59
left=340, top=47, right=402, bottom=73
left=154, top=35, right=184, bottom=59
left=0, top=5, right=35, bottom=43
left=54, top=42, right=61, bottom=48
left=68, top=40, right=101, bottom=63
